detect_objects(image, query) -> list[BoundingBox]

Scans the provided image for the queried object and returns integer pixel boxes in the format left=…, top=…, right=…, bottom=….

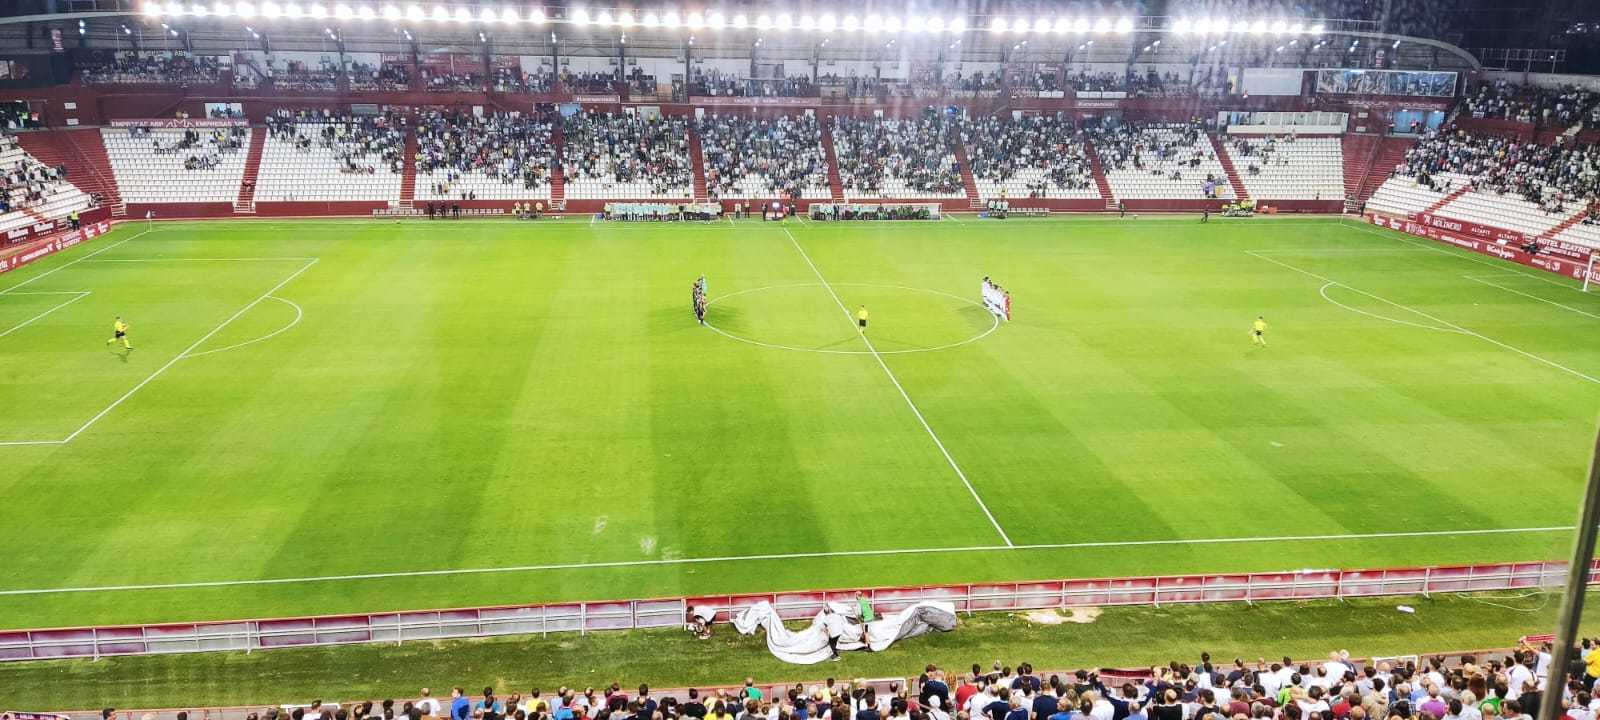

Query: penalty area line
left=781, top=227, right=1013, bottom=547
left=53, top=258, right=320, bottom=445
left=1246, top=250, right=1600, bottom=386
left=0, top=526, right=1571, bottom=596
left=0, top=291, right=91, bottom=339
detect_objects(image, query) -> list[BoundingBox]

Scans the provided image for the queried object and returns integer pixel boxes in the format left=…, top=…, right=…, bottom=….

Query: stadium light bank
left=138, top=1, right=1327, bottom=39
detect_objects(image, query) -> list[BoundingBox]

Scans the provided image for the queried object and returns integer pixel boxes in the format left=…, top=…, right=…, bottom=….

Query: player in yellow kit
left=1251, top=316, right=1267, bottom=347
left=857, top=305, right=869, bottom=333
left=106, top=316, right=132, bottom=350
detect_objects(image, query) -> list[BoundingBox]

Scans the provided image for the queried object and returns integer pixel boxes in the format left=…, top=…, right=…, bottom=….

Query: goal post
left=1584, top=253, right=1598, bottom=293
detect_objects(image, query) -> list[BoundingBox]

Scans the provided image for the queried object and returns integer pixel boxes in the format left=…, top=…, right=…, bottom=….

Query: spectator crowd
left=1463, top=81, right=1600, bottom=129
left=832, top=113, right=963, bottom=197
left=1394, top=126, right=1600, bottom=211
left=0, top=132, right=73, bottom=215
left=563, top=112, right=693, bottom=197
left=698, top=115, right=831, bottom=200
left=81, top=53, right=222, bottom=85
left=416, top=110, right=557, bottom=195
left=962, top=116, right=1095, bottom=197
left=267, top=108, right=406, bottom=176
left=103, top=639, right=1598, bottom=720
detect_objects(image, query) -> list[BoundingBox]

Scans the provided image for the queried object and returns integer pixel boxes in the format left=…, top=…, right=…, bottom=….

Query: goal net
left=1584, top=253, right=1598, bottom=292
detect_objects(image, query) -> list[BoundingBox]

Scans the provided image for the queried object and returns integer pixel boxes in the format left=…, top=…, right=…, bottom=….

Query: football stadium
left=1, top=0, right=1600, bottom=716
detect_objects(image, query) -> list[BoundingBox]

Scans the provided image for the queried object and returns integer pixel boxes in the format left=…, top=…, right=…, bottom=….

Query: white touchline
left=1247, top=250, right=1600, bottom=386
left=81, top=257, right=320, bottom=263
left=782, top=227, right=1014, bottom=547
left=1337, top=217, right=1591, bottom=294
left=55, top=258, right=320, bottom=444
left=1464, top=275, right=1600, bottom=320
left=0, top=291, right=90, bottom=339
left=0, top=226, right=160, bottom=296
left=0, top=526, right=1572, bottom=596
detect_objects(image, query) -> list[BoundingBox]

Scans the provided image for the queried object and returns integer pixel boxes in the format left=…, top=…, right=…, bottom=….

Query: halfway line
left=781, top=227, right=1014, bottom=547
left=0, top=526, right=1570, bottom=596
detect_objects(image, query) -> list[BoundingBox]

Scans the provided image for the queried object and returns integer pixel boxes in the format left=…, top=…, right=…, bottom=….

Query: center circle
left=703, top=282, right=1001, bottom=355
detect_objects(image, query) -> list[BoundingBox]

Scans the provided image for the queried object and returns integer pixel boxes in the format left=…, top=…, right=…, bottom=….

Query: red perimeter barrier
left=1365, top=212, right=1595, bottom=279
left=0, top=559, right=1589, bottom=663
left=0, top=219, right=113, bottom=276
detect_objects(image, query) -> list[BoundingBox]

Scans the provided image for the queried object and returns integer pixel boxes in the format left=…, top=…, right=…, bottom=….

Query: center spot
left=704, top=283, right=1000, bottom=355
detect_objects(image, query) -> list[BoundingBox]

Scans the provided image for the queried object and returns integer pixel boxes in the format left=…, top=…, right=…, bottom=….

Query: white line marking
left=1464, top=275, right=1600, bottom=320
left=0, top=525, right=1570, bottom=596
left=1337, top=218, right=1590, bottom=294
left=5, top=291, right=93, bottom=295
left=1317, top=282, right=1464, bottom=334
left=1248, top=250, right=1600, bottom=386
left=81, top=257, right=319, bottom=263
left=783, top=227, right=1013, bottom=547
left=704, top=282, right=1000, bottom=354
left=0, top=227, right=158, bottom=296
left=184, top=295, right=305, bottom=358
left=55, top=258, right=319, bottom=445
left=0, top=439, right=67, bottom=447
left=0, top=291, right=91, bottom=339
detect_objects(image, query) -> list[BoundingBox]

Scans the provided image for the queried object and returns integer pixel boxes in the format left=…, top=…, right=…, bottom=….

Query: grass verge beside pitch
left=0, top=592, right=1585, bottom=711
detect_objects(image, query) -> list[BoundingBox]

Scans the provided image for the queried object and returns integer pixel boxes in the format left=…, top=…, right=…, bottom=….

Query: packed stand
left=962, top=116, right=1097, bottom=199
left=415, top=111, right=557, bottom=201
left=1068, top=68, right=1230, bottom=97
left=423, top=71, right=486, bottom=93
left=1369, top=126, right=1600, bottom=238
left=493, top=67, right=556, bottom=94
left=181, top=642, right=1571, bottom=720
left=691, top=69, right=818, bottom=98
left=268, top=60, right=340, bottom=92
left=698, top=115, right=831, bottom=201
left=564, top=72, right=620, bottom=94
left=1463, top=81, right=1600, bottom=129
left=80, top=53, right=221, bottom=86
left=562, top=112, right=693, bottom=199
left=101, top=125, right=251, bottom=204
left=256, top=109, right=406, bottom=201
left=1090, top=120, right=1234, bottom=200
left=832, top=114, right=964, bottom=198
left=350, top=62, right=413, bottom=92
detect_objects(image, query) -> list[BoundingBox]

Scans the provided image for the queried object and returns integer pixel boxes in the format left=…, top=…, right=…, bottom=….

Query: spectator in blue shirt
left=450, top=689, right=471, bottom=720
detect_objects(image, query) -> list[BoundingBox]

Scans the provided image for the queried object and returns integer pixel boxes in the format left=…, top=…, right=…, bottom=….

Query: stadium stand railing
left=0, top=559, right=1589, bottom=663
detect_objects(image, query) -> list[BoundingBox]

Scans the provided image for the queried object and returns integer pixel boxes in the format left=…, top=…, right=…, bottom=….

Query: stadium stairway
left=1209, top=135, right=1249, bottom=202
left=1538, top=203, right=1594, bottom=242
left=233, top=128, right=265, bottom=215
left=954, top=143, right=983, bottom=209
left=550, top=126, right=565, bottom=211
left=1347, top=135, right=1414, bottom=212
left=1084, top=139, right=1117, bottom=210
left=1422, top=185, right=1471, bottom=215
left=820, top=125, right=846, bottom=203
left=398, top=130, right=418, bottom=209
left=17, top=129, right=124, bottom=217
left=687, top=128, right=709, bottom=203
left=1341, top=134, right=1379, bottom=212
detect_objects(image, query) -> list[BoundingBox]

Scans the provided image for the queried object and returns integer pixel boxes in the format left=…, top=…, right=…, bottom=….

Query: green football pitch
left=0, top=214, right=1596, bottom=631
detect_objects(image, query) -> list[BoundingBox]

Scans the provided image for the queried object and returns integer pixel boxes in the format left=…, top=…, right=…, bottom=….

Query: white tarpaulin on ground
left=731, top=600, right=958, bottom=664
